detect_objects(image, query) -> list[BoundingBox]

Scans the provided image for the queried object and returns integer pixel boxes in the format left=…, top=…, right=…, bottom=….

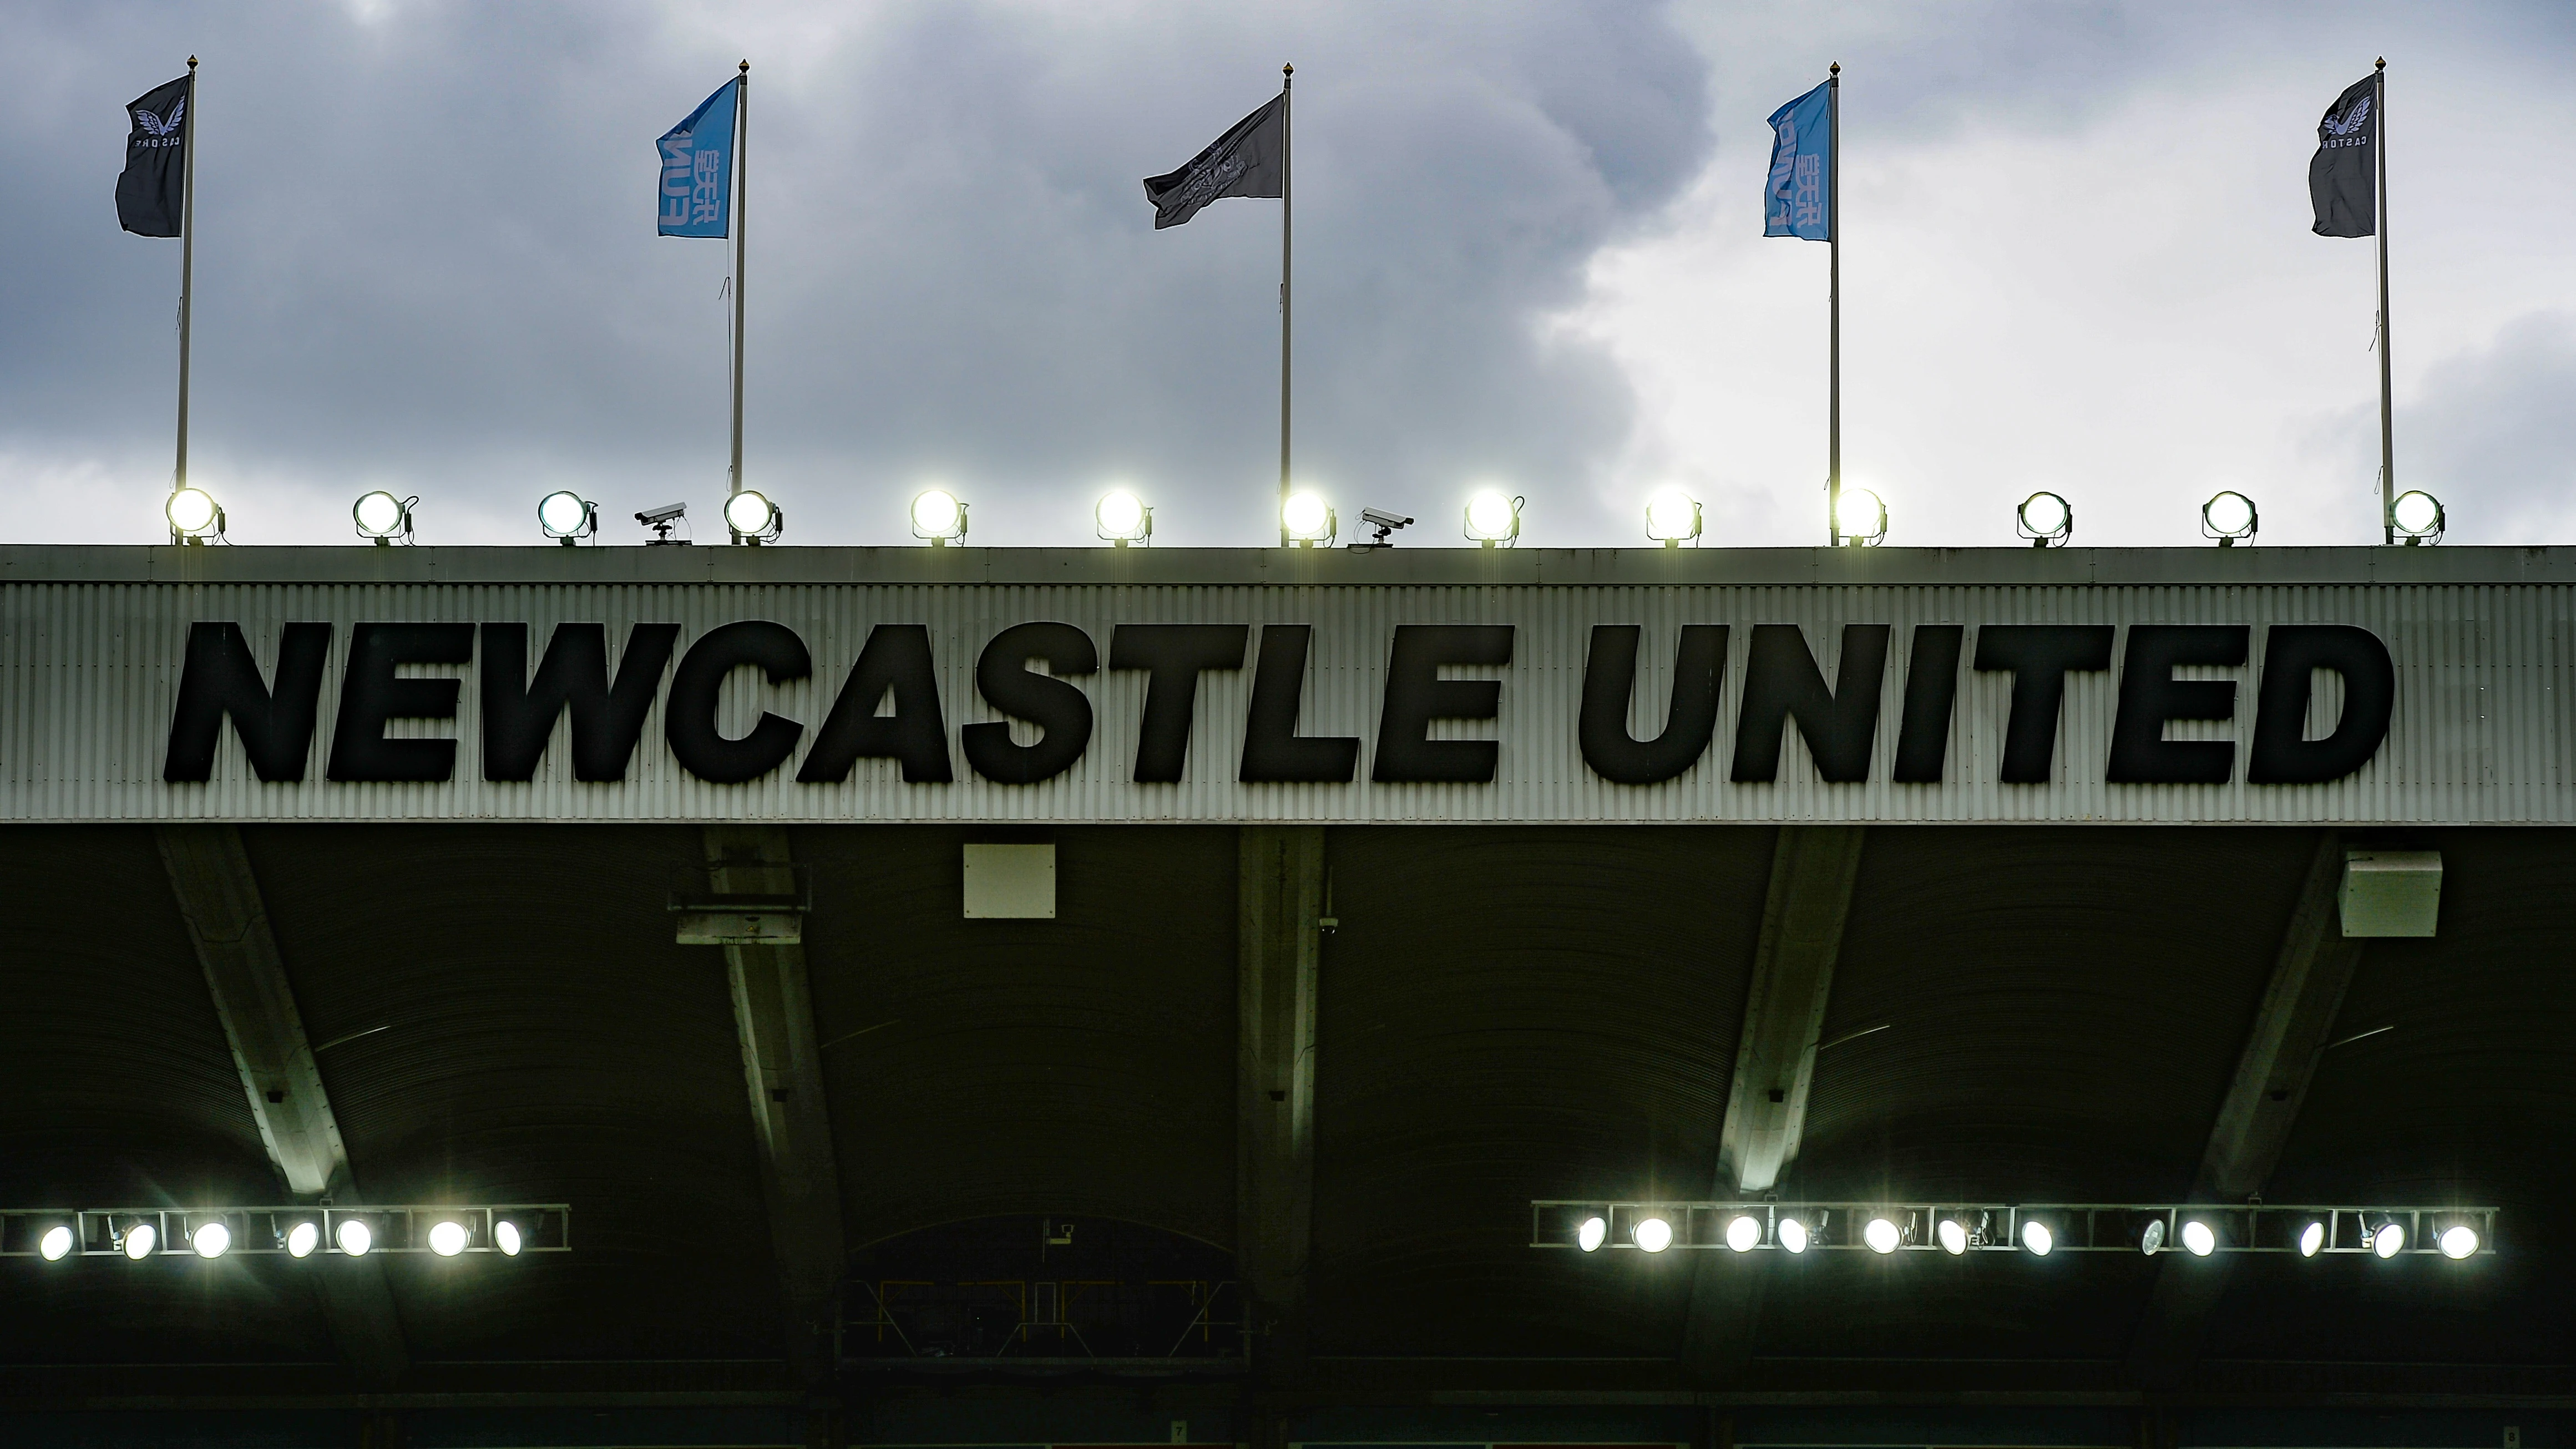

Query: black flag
left=1142, top=94, right=1285, bottom=230
left=2309, top=74, right=2377, bottom=238
left=116, top=75, right=191, bottom=237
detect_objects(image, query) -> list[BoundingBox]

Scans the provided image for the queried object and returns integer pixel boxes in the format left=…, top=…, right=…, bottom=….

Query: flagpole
left=173, top=55, right=199, bottom=501
left=729, top=59, right=749, bottom=511
left=1278, top=63, right=1293, bottom=548
left=2373, top=56, right=2392, bottom=544
left=1826, top=61, right=1841, bottom=547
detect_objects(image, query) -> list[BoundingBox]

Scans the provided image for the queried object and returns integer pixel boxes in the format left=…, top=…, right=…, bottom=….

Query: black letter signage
left=2248, top=624, right=2395, bottom=783
left=1891, top=625, right=1965, bottom=783
left=1730, top=624, right=1887, bottom=783
left=1239, top=625, right=1360, bottom=783
left=799, top=624, right=954, bottom=784
left=328, top=622, right=475, bottom=782
left=1579, top=624, right=1726, bottom=784
left=1373, top=625, right=1515, bottom=783
left=2106, top=625, right=2249, bottom=784
left=1971, top=625, right=2114, bottom=783
left=164, top=622, right=333, bottom=783
left=480, top=622, right=679, bottom=782
left=964, top=622, right=1096, bottom=784
left=665, top=621, right=811, bottom=784
left=1109, top=624, right=1249, bottom=783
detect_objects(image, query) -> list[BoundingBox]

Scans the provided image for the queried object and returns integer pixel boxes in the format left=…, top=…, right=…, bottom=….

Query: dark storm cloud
left=0, top=2, right=1710, bottom=545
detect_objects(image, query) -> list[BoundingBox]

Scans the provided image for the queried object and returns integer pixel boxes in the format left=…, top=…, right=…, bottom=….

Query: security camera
left=1350, top=506, right=1414, bottom=550
left=635, top=503, right=687, bottom=526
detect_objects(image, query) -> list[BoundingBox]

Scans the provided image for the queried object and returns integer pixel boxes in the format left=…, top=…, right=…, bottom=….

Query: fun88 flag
left=1762, top=80, right=1832, bottom=241
left=657, top=77, right=738, bottom=237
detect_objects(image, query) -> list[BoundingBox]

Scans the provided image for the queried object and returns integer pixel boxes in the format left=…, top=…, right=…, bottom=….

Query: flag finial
left=188, top=55, right=198, bottom=68
left=1830, top=61, right=1840, bottom=74
left=739, top=59, right=750, bottom=73
left=1283, top=62, right=1294, bottom=77
left=2375, top=56, right=2386, bottom=69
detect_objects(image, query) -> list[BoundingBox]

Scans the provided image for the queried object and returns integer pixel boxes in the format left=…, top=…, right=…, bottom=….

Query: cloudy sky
left=3, top=1, right=2571, bottom=550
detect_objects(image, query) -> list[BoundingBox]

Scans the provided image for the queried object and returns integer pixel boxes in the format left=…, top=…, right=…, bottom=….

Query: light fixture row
left=1, top=1204, right=569, bottom=1263
left=1534, top=1200, right=2493, bottom=1261
left=160, top=484, right=2458, bottom=551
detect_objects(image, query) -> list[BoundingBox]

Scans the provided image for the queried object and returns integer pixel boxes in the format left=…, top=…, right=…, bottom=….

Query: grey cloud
left=2395, top=312, right=2576, bottom=543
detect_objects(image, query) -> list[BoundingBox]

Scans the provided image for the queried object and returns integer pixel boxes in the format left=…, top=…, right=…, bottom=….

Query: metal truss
left=0, top=1203, right=571, bottom=1258
left=1531, top=1199, right=2496, bottom=1257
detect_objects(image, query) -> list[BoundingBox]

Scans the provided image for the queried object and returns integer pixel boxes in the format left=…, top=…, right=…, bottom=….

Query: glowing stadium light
left=1644, top=488, right=1701, bottom=547
left=1725, top=1214, right=1763, bottom=1253
left=2017, top=490, right=2073, bottom=547
left=2390, top=489, right=2445, bottom=544
left=335, top=1218, right=374, bottom=1258
left=2020, top=1219, right=2054, bottom=1257
left=1777, top=1216, right=1810, bottom=1254
left=39, top=1224, right=74, bottom=1261
left=536, top=490, right=595, bottom=544
left=2180, top=1219, right=2217, bottom=1257
left=722, top=489, right=782, bottom=543
left=2297, top=1220, right=2326, bottom=1258
left=2438, top=1223, right=2481, bottom=1259
left=1282, top=490, right=1334, bottom=546
left=351, top=490, right=412, bottom=544
left=1575, top=1215, right=1607, bottom=1253
left=190, top=1219, right=231, bottom=1259
left=1863, top=1216, right=1902, bottom=1254
left=121, top=1220, right=158, bottom=1260
left=1464, top=489, right=1521, bottom=546
left=2202, top=490, right=2258, bottom=545
left=1632, top=1216, right=1673, bottom=1253
left=1095, top=489, right=1152, bottom=545
left=1937, top=1217, right=1969, bottom=1255
left=427, top=1219, right=469, bottom=1257
left=1835, top=488, right=1887, bottom=546
left=2371, top=1221, right=2406, bottom=1259
left=2138, top=1218, right=2167, bottom=1256
left=286, top=1220, right=321, bottom=1259
left=165, top=487, right=222, bottom=541
left=910, top=488, right=968, bottom=544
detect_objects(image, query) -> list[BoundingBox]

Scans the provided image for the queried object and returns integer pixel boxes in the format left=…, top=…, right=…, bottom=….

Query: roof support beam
left=2128, top=832, right=2365, bottom=1383
left=701, top=825, right=846, bottom=1385
left=1681, top=824, right=1868, bottom=1386
left=1238, top=825, right=1324, bottom=1385
left=154, top=823, right=409, bottom=1389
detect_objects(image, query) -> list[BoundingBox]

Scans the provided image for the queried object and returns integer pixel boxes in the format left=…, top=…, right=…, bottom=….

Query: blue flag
left=658, top=78, right=738, bottom=237
left=1763, top=81, right=1833, bottom=241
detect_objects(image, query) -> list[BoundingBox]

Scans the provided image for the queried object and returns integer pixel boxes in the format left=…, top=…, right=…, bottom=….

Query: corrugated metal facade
left=3, top=574, right=2568, bottom=823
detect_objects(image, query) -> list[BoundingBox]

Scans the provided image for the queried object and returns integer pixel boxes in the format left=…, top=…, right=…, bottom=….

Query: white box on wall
left=964, top=843, right=1056, bottom=919
left=2341, top=849, right=2441, bottom=938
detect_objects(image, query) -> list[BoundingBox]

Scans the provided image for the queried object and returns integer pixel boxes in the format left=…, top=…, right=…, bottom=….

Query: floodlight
left=537, top=489, right=594, bottom=542
left=122, top=1220, right=157, bottom=1260
left=286, top=1220, right=321, bottom=1258
left=1644, top=488, right=1701, bottom=547
left=1464, top=489, right=1521, bottom=546
left=2021, top=1219, right=2054, bottom=1256
left=1937, top=1218, right=1968, bottom=1255
left=188, top=1219, right=230, bottom=1258
left=336, top=1218, right=374, bottom=1257
left=1835, top=488, right=1887, bottom=545
left=1632, top=1216, right=1673, bottom=1253
left=2390, top=489, right=2444, bottom=543
left=427, top=1219, right=469, bottom=1257
left=2017, top=490, right=2072, bottom=547
left=1096, top=489, right=1151, bottom=545
left=1863, top=1216, right=1901, bottom=1254
left=2181, top=1219, right=2216, bottom=1257
left=1778, top=1216, right=1810, bottom=1254
left=2202, top=490, right=2258, bottom=545
left=2438, top=1223, right=2480, bottom=1259
left=2139, top=1218, right=2166, bottom=1255
left=722, top=489, right=782, bottom=543
left=910, top=488, right=968, bottom=544
left=351, top=490, right=412, bottom=544
left=2297, top=1220, right=2325, bottom=1258
left=1725, top=1214, right=1763, bottom=1253
left=1575, top=1215, right=1607, bottom=1253
left=1282, top=490, right=1334, bottom=545
left=39, top=1224, right=73, bottom=1261
left=165, top=487, right=222, bottom=540
left=2370, top=1221, right=2405, bottom=1259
